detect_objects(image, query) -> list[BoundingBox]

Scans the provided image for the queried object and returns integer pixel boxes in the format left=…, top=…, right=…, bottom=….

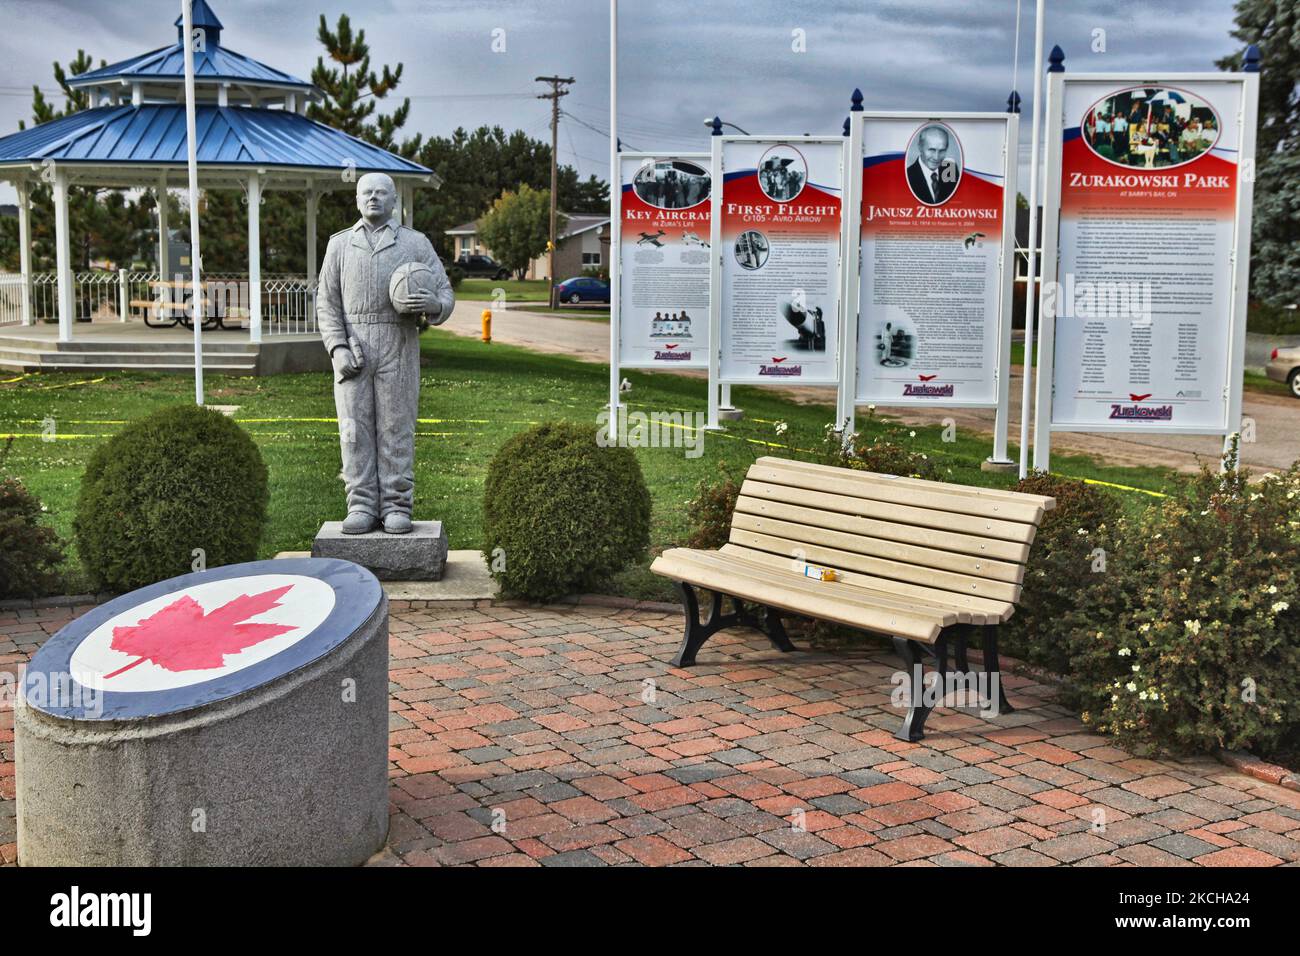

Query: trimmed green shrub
left=1001, top=472, right=1123, bottom=672
left=483, top=421, right=651, bottom=601
left=0, top=439, right=66, bottom=599
left=74, top=404, right=269, bottom=593
left=1066, top=448, right=1300, bottom=756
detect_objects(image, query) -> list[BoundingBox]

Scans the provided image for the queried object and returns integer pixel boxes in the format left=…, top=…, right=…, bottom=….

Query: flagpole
left=607, top=0, right=621, bottom=441
left=1017, top=0, right=1045, bottom=478
left=181, top=0, right=204, bottom=406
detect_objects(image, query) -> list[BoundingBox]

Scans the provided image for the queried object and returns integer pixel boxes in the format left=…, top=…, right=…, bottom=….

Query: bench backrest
left=726, top=457, right=1056, bottom=613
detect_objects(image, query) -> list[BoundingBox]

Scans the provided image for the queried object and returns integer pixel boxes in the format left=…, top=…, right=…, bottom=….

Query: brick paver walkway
left=3, top=599, right=1300, bottom=866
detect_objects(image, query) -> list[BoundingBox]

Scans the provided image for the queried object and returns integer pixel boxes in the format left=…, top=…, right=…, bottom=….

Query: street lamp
left=704, top=116, right=750, bottom=135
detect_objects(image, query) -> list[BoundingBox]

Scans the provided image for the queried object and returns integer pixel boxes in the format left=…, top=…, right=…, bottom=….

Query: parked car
left=1265, top=345, right=1300, bottom=398
left=554, top=276, right=610, bottom=304
left=455, top=254, right=510, bottom=280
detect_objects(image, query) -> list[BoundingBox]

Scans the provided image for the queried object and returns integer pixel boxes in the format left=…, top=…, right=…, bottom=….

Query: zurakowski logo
left=903, top=382, right=954, bottom=397
left=654, top=344, right=691, bottom=361
left=759, top=357, right=801, bottom=376
left=50, top=886, right=151, bottom=936
left=1110, top=393, right=1173, bottom=421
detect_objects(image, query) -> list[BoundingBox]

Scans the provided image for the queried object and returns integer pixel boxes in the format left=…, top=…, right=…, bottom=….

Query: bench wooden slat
left=756, top=456, right=1057, bottom=511
left=741, top=478, right=1037, bottom=545
left=732, top=500, right=1028, bottom=580
left=717, top=544, right=1012, bottom=625
left=733, top=512, right=1024, bottom=587
left=733, top=491, right=1030, bottom=563
left=727, top=526, right=1023, bottom=605
left=750, top=460, right=1046, bottom=526
left=651, top=548, right=946, bottom=642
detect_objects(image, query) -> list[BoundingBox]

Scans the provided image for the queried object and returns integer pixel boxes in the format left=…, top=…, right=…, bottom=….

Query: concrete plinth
left=16, top=558, right=389, bottom=867
left=980, top=458, right=1019, bottom=474
left=717, top=407, right=745, bottom=422
left=312, top=520, right=449, bottom=580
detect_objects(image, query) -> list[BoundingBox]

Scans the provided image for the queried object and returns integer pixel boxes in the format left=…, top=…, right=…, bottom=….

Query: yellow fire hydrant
left=481, top=308, right=492, bottom=343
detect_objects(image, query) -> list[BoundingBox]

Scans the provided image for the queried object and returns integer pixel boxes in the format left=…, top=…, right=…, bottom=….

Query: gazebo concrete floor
left=0, top=321, right=328, bottom=375
left=3, top=599, right=1299, bottom=867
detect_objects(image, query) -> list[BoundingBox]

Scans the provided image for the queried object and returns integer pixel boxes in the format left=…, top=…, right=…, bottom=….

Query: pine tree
left=1218, top=0, right=1300, bottom=304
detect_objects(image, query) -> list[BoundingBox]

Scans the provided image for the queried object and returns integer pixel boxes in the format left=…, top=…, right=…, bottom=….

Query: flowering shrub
left=684, top=461, right=743, bottom=550
left=1067, top=447, right=1300, bottom=756
left=1001, top=472, right=1123, bottom=672
left=817, top=409, right=940, bottom=480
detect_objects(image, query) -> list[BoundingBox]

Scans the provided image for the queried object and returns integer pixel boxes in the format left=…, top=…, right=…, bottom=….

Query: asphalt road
left=439, top=303, right=1299, bottom=475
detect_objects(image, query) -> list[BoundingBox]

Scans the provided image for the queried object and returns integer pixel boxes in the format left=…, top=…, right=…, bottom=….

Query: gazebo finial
left=175, top=0, right=224, bottom=46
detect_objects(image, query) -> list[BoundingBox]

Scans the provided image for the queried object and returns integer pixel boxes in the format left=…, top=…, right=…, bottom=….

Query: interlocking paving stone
left=2, top=600, right=1298, bottom=868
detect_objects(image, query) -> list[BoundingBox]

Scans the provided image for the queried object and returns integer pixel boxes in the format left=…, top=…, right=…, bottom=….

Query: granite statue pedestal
left=312, top=520, right=449, bottom=581
left=16, top=557, right=389, bottom=867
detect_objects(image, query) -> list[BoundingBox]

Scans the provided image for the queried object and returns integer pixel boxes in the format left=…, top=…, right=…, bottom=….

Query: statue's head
left=356, top=173, right=397, bottom=226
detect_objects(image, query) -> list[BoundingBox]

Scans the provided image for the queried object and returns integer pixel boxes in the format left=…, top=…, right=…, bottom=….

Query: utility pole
left=536, top=74, right=574, bottom=309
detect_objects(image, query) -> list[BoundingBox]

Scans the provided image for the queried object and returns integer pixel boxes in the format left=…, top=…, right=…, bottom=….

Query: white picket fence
left=0, top=271, right=316, bottom=334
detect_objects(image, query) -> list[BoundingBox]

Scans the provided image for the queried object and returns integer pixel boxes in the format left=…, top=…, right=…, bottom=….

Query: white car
left=1265, top=345, right=1300, bottom=398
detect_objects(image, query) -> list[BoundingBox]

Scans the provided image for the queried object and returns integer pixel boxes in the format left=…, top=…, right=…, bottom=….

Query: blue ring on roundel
left=22, top=557, right=383, bottom=722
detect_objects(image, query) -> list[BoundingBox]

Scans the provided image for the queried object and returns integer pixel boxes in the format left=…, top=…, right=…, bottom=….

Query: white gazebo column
left=402, top=184, right=414, bottom=228
left=156, top=178, right=170, bottom=282
left=16, top=180, right=33, bottom=325
left=305, top=185, right=318, bottom=288
left=52, top=166, right=74, bottom=343
left=247, top=172, right=262, bottom=343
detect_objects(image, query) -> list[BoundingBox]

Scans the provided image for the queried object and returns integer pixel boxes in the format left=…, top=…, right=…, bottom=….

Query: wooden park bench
left=651, top=456, right=1056, bottom=741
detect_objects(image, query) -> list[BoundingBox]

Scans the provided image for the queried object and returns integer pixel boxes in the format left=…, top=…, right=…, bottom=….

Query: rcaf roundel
left=23, top=558, right=382, bottom=721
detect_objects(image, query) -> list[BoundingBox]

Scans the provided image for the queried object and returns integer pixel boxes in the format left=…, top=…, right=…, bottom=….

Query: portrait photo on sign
left=905, top=122, right=963, bottom=206
left=875, top=318, right=916, bottom=368
left=1081, top=86, right=1220, bottom=170
left=781, top=295, right=827, bottom=352
left=757, top=144, right=807, bottom=202
left=632, top=159, right=711, bottom=209
left=734, top=230, right=769, bottom=270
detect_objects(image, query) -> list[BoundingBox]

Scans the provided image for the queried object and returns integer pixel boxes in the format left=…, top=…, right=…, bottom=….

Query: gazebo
left=0, top=0, right=437, bottom=362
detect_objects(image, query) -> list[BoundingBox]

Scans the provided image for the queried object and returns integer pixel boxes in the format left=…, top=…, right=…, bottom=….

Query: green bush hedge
left=483, top=421, right=651, bottom=601
left=0, top=438, right=65, bottom=599
left=1001, top=472, right=1123, bottom=673
left=1064, top=451, right=1300, bottom=756
left=74, top=404, right=269, bottom=593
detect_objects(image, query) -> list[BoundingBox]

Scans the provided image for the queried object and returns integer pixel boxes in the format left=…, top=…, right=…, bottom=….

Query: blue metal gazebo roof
left=0, top=103, right=431, bottom=177
left=0, top=1, right=435, bottom=185
left=70, top=0, right=313, bottom=94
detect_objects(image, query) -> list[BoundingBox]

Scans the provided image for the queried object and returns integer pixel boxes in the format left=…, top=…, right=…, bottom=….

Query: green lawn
left=1, top=331, right=1183, bottom=600
left=456, top=278, right=550, bottom=302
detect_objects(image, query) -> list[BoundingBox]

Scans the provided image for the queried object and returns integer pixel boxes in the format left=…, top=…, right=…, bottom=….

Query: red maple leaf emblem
left=105, top=585, right=297, bottom=679
left=771, top=356, right=787, bottom=364
left=1130, top=393, right=1152, bottom=402
left=918, top=374, right=938, bottom=381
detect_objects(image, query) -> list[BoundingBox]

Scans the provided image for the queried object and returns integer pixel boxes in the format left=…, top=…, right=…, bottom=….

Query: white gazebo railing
left=0, top=270, right=316, bottom=334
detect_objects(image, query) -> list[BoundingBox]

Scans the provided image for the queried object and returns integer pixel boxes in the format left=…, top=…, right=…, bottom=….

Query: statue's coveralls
left=317, top=218, right=455, bottom=520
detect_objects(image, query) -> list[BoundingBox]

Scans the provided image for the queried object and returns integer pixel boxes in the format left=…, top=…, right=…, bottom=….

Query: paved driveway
left=7, top=599, right=1296, bottom=866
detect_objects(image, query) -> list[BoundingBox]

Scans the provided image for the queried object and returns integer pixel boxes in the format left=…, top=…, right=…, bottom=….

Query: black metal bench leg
left=893, top=637, right=927, bottom=741
left=981, top=624, right=1014, bottom=715
left=761, top=606, right=796, bottom=653
left=894, top=634, right=949, bottom=742
left=672, top=582, right=712, bottom=667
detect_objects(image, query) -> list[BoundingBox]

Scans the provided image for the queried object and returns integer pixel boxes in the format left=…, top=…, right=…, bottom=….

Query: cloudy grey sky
left=0, top=0, right=1244, bottom=204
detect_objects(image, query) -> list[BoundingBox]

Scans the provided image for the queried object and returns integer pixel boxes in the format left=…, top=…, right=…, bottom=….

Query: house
left=1013, top=205, right=1044, bottom=328
left=445, top=212, right=610, bottom=280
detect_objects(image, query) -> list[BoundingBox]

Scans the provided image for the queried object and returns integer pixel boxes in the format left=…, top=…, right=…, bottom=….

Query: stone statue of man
left=317, top=172, right=455, bottom=535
